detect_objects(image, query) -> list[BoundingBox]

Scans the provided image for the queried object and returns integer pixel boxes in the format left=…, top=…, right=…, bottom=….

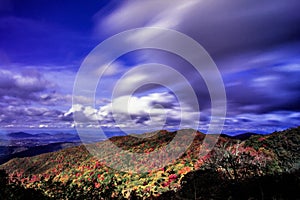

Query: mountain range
left=0, top=126, right=299, bottom=199
left=0, top=132, right=81, bottom=165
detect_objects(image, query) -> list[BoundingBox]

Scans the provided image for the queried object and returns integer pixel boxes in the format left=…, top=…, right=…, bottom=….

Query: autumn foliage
left=0, top=127, right=299, bottom=199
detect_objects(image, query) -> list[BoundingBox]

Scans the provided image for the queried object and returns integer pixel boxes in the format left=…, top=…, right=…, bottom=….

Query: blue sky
left=0, top=0, right=299, bottom=134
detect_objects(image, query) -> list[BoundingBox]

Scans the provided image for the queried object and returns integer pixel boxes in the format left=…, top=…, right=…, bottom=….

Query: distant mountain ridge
left=0, top=142, right=81, bottom=165
left=7, top=132, right=36, bottom=138
left=220, top=132, right=260, bottom=140
left=6, top=131, right=78, bottom=138
left=6, top=130, right=263, bottom=140
left=0, top=131, right=82, bottom=165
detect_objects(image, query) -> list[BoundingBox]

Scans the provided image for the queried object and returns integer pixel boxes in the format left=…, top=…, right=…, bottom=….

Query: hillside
left=0, top=127, right=299, bottom=199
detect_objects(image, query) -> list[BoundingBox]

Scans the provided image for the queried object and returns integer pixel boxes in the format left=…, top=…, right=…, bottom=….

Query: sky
left=0, top=0, right=299, bottom=134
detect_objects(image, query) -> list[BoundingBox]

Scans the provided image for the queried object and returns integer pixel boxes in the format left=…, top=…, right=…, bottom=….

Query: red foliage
left=168, top=174, right=177, bottom=180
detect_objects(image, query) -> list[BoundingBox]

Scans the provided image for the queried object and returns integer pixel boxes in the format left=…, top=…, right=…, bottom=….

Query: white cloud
left=66, top=92, right=200, bottom=130
left=39, top=124, right=49, bottom=128
left=273, top=63, right=300, bottom=72
left=251, top=75, right=279, bottom=88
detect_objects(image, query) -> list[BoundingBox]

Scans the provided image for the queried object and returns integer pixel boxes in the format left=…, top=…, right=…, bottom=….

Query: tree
left=204, top=141, right=269, bottom=181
